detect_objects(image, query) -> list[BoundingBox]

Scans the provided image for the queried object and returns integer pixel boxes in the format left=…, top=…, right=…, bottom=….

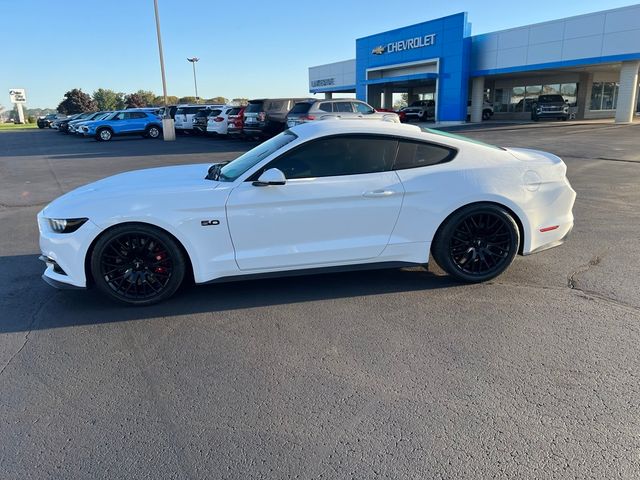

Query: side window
left=265, top=135, right=397, bottom=180
left=318, top=103, right=333, bottom=112
left=394, top=140, right=456, bottom=170
left=133, top=112, right=147, bottom=119
left=353, top=102, right=374, bottom=114
left=334, top=102, right=354, bottom=113
left=114, top=112, right=126, bottom=120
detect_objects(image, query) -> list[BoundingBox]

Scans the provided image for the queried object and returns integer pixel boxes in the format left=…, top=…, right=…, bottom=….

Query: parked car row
left=160, top=98, right=400, bottom=139
left=51, top=108, right=163, bottom=141
left=44, top=98, right=402, bottom=142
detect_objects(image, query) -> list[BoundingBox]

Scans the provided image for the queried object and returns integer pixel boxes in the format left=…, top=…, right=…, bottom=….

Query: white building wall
left=471, top=4, right=640, bottom=73
left=308, top=59, right=356, bottom=91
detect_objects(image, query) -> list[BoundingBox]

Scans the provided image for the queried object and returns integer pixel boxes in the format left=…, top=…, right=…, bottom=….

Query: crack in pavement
left=0, top=292, right=59, bottom=378
left=567, top=255, right=602, bottom=290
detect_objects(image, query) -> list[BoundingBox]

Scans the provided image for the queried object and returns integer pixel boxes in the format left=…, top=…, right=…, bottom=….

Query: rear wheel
left=96, top=128, right=112, bottom=141
left=432, top=204, right=519, bottom=283
left=90, top=224, right=186, bottom=305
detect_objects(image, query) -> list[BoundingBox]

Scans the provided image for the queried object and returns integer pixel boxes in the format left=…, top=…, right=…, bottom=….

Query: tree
left=124, top=90, right=157, bottom=108
left=231, top=98, right=249, bottom=106
left=206, top=96, right=228, bottom=104
left=57, top=89, right=97, bottom=114
left=134, top=90, right=156, bottom=107
left=92, top=88, right=125, bottom=111
left=153, top=95, right=179, bottom=106
left=178, top=96, right=197, bottom=104
left=124, top=92, right=146, bottom=108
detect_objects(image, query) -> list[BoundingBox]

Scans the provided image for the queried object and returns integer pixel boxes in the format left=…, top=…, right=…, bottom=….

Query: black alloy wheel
left=432, top=204, right=519, bottom=283
left=91, top=224, right=185, bottom=305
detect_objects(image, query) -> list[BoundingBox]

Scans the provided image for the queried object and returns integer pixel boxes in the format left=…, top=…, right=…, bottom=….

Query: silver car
left=286, top=99, right=399, bottom=127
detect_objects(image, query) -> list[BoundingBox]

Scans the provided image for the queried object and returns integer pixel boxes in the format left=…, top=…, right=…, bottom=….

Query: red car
left=376, top=108, right=407, bottom=123
left=227, top=107, right=245, bottom=136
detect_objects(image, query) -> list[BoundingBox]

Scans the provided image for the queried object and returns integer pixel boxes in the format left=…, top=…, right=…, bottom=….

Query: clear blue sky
left=1, top=0, right=637, bottom=109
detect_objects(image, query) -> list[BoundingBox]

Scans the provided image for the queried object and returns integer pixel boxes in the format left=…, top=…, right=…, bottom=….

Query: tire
left=482, top=110, right=491, bottom=121
left=38, top=124, right=44, bottom=129
left=432, top=203, right=520, bottom=283
left=145, top=125, right=161, bottom=139
left=96, top=128, right=112, bottom=142
left=90, top=223, right=186, bottom=306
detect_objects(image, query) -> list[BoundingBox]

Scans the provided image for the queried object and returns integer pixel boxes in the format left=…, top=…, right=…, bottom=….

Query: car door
left=353, top=101, right=378, bottom=119
left=109, top=112, right=127, bottom=133
left=225, top=134, right=404, bottom=271
left=333, top=101, right=357, bottom=119
left=127, top=112, right=148, bottom=132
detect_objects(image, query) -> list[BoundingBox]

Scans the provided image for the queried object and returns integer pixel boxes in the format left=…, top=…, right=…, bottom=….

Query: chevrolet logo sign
left=371, top=45, right=386, bottom=55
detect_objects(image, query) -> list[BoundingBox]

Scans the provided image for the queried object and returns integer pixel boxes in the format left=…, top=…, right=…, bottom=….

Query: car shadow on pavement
left=0, top=254, right=459, bottom=334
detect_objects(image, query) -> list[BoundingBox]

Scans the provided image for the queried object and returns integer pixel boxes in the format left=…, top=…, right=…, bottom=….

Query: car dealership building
left=308, top=4, right=640, bottom=123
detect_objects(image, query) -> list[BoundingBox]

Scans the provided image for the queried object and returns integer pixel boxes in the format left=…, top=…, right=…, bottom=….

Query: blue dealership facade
left=308, top=5, right=640, bottom=123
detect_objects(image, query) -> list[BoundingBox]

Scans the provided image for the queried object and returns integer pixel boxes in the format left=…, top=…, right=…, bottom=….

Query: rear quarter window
left=394, top=140, right=456, bottom=170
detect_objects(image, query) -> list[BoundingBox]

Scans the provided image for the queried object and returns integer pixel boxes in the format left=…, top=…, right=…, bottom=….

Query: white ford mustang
left=38, top=121, right=575, bottom=305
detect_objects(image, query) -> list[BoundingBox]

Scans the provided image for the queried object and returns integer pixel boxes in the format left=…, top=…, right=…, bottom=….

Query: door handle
left=363, top=190, right=395, bottom=198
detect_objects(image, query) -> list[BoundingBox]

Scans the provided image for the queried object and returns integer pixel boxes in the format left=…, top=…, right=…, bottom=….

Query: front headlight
left=48, top=218, right=88, bottom=233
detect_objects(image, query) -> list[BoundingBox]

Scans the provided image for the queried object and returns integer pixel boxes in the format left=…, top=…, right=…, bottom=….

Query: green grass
left=0, top=123, right=39, bottom=131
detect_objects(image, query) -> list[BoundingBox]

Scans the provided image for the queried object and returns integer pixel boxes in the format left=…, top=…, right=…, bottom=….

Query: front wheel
left=432, top=204, right=520, bottom=283
left=96, top=128, right=112, bottom=141
left=90, top=224, right=186, bottom=306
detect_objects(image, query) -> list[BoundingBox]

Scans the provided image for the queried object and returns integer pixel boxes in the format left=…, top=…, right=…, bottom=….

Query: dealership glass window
left=542, top=84, right=560, bottom=96
left=524, top=85, right=542, bottom=112
left=493, top=88, right=508, bottom=113
left=561, top=84, right=577, bottom=106
left=590, top=82, right=619, bottom=110
left=602, top=82, right=618, bottom=109
left=509, top=87, right=525, bottom=112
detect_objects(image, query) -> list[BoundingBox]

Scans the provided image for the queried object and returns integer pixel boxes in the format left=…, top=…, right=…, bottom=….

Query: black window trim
left=246, top=133, right=458, bottom=181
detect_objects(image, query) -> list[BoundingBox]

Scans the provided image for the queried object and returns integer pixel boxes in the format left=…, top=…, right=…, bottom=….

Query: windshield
left=217, top=130, right=298, bottom=182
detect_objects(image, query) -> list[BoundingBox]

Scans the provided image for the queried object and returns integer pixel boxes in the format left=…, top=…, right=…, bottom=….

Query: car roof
left=290, top=120, right=422, bottom=138
left=288, top=120, right=496, bottom=151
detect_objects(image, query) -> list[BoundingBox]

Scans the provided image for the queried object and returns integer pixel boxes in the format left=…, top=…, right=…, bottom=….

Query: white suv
left=174, top=104, right=224, bottom=133
left=286, top=99, right=399, bottom=127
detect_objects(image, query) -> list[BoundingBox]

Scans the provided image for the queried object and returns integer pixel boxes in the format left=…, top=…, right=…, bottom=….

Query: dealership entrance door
left=364, top=59, right=439, bottom=118
left=367, top=78, right=437, bottom=115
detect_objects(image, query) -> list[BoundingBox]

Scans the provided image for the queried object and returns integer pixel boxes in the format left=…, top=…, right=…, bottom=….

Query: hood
left=41, top=164, right=220, bottom=218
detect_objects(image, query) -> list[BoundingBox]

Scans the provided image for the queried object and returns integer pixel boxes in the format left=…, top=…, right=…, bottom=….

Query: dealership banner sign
left=9, top=88, right=26, bottom=103
left=372, top=33, right=436, bottom=55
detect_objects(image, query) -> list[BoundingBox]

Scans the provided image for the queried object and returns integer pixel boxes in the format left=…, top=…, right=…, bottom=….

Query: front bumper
left=38, top=214, right=102, bottom=288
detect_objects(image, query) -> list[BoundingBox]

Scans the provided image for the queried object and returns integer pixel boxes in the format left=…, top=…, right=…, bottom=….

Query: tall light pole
left=153, top=0, right=175, bottom=141
left=187, top=57, right=199, bottom=102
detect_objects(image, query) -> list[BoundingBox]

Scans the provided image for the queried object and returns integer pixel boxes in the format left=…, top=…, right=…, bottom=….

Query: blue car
left=80, top=109, right=163, bottom=141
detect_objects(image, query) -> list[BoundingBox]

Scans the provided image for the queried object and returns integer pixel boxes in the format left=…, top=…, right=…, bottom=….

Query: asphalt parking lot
left=1, top=123, right=639, bottom=479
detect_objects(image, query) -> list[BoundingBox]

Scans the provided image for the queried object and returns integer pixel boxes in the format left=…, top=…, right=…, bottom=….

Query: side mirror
left=252, top=168, right=286, bottom=187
